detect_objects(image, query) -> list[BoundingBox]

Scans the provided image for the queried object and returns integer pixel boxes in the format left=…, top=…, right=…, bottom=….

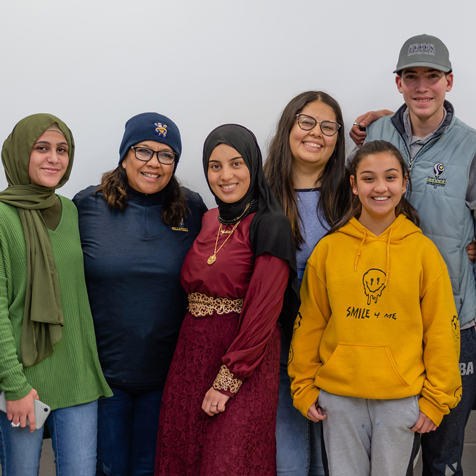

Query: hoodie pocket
left=316, top=343, right=410, bottom=397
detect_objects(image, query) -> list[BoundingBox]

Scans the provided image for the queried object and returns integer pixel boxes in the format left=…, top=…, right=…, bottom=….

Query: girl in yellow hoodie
left=288, top=140, right=462, bottom=476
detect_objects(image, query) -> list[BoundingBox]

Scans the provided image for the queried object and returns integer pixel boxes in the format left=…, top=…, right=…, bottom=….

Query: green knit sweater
left=0, top=196, right=112, bottom=409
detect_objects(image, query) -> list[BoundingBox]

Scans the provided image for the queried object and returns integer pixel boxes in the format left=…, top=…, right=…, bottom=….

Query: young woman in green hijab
left=0, top=113, right=111, bottom=476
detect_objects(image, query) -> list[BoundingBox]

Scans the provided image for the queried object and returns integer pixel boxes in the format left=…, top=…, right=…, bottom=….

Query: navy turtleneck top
left=73, top=185, right=207, bottom=392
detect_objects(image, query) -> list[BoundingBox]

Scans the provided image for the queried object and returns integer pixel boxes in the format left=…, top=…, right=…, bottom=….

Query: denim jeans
left=276, top=341, right=325, bottom=476
left=0, top=400, right=98, bottom=476
left=421, top=326, right=476, bottom=476
left=96, top=387, right=162, bottom=476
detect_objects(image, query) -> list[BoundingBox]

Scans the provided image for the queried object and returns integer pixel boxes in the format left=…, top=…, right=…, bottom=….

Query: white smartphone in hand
left=0, top=390, right=51, bottom=429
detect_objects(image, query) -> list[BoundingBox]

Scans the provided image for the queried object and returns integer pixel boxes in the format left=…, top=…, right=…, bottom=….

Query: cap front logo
left=155, top=123, right=168, bottom=138
left=408, top=42, right=435, bottom=57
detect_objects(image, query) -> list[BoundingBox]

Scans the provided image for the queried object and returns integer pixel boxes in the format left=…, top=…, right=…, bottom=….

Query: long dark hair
left=95, top=165, right=187, bottom=227
left=263, top=91, right=350, bottom=249
left=328, top=140, right=420, bottom=234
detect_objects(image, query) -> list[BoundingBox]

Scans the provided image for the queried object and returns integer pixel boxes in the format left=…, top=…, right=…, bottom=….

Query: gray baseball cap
left=394, top=34, right=452, bottom=74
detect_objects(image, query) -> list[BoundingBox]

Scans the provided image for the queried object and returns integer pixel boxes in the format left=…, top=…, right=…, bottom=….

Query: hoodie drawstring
left=353, top=227, right=392, bottom=286
left=385, top=229, right=393, bottom=286
left=354, top=229, right=367, bottom=271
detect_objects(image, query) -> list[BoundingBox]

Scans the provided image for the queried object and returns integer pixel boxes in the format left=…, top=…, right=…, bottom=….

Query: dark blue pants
left=96, top=387, right=163, bottom=476
left=422, top=326, right=476, bottom=476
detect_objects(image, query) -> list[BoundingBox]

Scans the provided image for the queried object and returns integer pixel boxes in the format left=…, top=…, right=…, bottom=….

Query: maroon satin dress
left=155, top=209, right=289, bottom=475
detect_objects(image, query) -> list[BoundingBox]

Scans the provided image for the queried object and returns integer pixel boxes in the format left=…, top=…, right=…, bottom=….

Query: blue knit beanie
left=118, top=112, right=182, bottom=164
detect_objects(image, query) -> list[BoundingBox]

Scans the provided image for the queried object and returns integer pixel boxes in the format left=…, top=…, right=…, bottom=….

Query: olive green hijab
left=0, top=113, right=75, bottom=367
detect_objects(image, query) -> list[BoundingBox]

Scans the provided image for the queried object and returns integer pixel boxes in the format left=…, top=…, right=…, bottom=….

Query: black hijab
left=203, top=124, right=300, bottom=340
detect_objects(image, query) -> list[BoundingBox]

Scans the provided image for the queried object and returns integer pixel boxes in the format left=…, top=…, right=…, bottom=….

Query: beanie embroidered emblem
left=155, top=123, right=168, bottom=138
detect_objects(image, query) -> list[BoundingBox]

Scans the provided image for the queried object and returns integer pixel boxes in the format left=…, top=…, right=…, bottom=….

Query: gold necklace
left=218, top=202, right=252, bottom=225
left=207, top=221, right=241, bottom=265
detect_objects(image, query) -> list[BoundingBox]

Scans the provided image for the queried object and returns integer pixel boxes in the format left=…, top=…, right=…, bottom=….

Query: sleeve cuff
left=213, top=365, right=243, bottom=398
left=418, top=397, right=445, bottom=426
left=295, top=387, right=320, bottom=419
left=0, top=364, right=33, bottom=401
left=4, top=383, right=33, bottom=402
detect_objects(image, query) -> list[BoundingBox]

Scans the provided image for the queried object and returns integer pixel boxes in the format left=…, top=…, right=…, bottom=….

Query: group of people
left=0, top=32, right=474, bottom=476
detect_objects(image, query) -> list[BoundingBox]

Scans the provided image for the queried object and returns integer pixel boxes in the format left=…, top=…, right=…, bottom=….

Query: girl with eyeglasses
left=264, top=91, right=350, bottom=476
left=73, top=113, right=207, bottom=475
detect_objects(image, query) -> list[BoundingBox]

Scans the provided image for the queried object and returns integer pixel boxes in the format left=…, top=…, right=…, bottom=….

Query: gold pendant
left=207, top=254, right=217, bottom=265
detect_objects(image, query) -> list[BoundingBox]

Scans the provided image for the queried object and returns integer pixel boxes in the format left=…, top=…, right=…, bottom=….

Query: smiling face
left=396, top=67, right=453, bottom=126
left=351, top=152, right=408, bottom=233
left=289, top=100, right=338, bottom=180
left=29, top=130, right=69, bottom=187
left=122, top=140, right=175, bottom=194
left=207, top=144, right=251, bottom=203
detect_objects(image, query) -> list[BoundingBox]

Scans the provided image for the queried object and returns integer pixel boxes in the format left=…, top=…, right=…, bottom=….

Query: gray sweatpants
left=319, top=390, right=421, bottom=476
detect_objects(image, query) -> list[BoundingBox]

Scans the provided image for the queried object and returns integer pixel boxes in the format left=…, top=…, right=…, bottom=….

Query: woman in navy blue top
left=74, top=112, right=207, bottom=476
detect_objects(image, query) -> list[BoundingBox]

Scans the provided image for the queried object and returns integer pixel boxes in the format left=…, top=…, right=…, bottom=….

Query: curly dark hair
left=95, top=164, right=187, bottom=227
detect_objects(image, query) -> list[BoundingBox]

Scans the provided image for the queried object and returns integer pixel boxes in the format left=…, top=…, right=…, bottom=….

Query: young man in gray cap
left=350, top=34, right=476, bottom=476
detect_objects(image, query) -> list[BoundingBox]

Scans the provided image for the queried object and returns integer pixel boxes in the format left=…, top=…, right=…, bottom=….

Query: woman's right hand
left=202, top=387, right=230, bottom=417
left=307, top=398, right=327, bottom=423
left=6, top=388, right=39, bottom=432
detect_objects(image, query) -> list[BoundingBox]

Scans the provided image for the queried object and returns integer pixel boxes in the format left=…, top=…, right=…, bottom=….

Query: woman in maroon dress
left=155, top=124, right=299, bottom=475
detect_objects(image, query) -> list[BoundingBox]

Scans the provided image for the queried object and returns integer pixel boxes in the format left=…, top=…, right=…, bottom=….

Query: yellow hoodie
left=289, top=215, right=462, bottom=426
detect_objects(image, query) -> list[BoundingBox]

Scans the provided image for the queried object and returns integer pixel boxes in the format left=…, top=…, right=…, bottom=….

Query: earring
left=353, top=189, right=357, bottom=194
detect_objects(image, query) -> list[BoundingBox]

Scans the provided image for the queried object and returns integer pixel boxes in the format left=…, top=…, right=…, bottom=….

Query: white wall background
left=1, top=0, right=476, bottom=207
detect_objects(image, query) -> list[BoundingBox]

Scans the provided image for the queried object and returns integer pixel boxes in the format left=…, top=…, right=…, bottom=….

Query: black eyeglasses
left=295, top=114, right=341, bottom=136
left=130, top=146, right=177, bottom=165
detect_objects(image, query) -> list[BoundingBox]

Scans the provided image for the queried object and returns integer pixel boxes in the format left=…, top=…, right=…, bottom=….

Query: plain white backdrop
left=1, top=0, right=476, bottom=207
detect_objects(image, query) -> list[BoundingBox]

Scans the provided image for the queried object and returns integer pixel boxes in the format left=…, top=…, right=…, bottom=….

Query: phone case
left=0, top=391, right=51, bottom=430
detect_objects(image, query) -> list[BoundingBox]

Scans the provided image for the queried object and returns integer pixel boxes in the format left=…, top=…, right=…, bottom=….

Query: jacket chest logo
left=426, top=162, right=446, bottom=188
left=172, top=218, right=189, bottom=232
